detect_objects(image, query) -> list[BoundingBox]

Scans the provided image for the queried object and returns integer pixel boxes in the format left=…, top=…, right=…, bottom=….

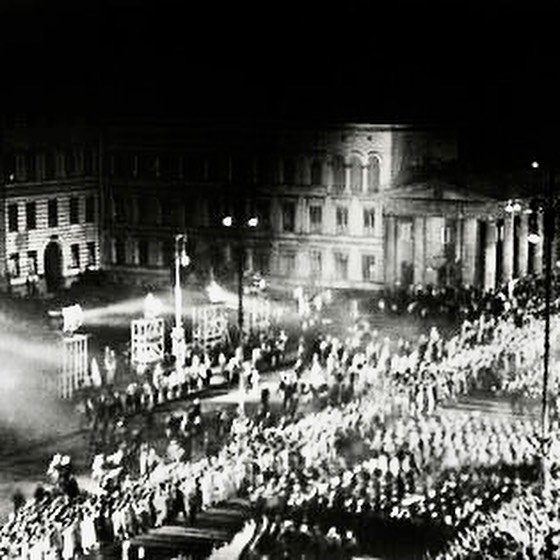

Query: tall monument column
left=535, top=212, right=544, bottom=275
left=385, top=215, right=397, bottom=285
left=503, top=213, right=515, bottom=282
left=518, top=212, right=529, bottom=278
left=413, top=216, right=425, bottom=285
left=484, top=221, right=497, bottom=290
left=462, top=217, right=478, bottom=287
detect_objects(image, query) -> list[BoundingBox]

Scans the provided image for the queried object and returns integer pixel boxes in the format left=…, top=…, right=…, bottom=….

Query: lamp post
left=223, top=213, right=258, bottom=417
left=529, top=161, right=555, bottom=495
left=171, top=234, right=190, bottom=369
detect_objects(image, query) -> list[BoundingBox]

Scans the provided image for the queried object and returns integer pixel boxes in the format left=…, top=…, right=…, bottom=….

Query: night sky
left=1, top=0, right=559, bottom=170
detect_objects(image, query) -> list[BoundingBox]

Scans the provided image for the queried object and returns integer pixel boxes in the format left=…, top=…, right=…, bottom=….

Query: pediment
left=387, top=182, right=497, bottom=203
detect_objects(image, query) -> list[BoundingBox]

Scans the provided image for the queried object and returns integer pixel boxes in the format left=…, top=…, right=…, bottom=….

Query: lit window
left=309, top=205, right=322, bottom=234
left=310, top=250, right=322, bottom=278
left=27, top=251, right=38, bottom=275
left=363, top=208, right=375, bottom=233
left=362, top=255, right=376, bottom=281
left=8, top=253, right=20, bottom=277
left=70, top=244, right=80, bottom=268
left=334, top=252, right=349, bottom=280
left=336, top=206, right=348, bottom=234
left=279, top=251, right=296, bottom=276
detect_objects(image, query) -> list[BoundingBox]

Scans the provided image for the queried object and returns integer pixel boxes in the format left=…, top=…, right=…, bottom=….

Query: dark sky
left=1, top=0, right=559, bottom=166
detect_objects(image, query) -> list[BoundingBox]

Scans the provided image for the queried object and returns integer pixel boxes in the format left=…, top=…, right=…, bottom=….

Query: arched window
left=311, top=159, right=323, bottom=186
left=283, top=157, right=296, bottom=185
left=349, top=155, right=362, bottom=193
left=367, top=155, right=380, bottom=193
left=332, top=156, right=345, bottom=193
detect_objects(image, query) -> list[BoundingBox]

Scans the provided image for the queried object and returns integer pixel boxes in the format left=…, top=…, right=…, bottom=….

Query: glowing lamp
left=222, top=216, right=233, bottom=227
left=532, top=161, right=540, bottom=169
left=247, top=216, right=259, bottom=228
left=62, top=304, right=83, bottom=333
left=505, top=201, right=514, bottom=213
left=180, top=252, right=190, bottom=267
left=206, top=280, right=227, bottom=303
left=513, top=202, right=522, bottom=213
left=528, top=233, right=541, bottom=244
left=144, top=293, right=162, bottom=319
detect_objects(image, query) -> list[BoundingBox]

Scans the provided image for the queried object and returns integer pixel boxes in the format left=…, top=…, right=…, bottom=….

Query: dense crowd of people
left=3, top=273, right=560, bottom=559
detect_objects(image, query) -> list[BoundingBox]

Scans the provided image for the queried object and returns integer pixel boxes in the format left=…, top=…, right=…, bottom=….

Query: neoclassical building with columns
left=1, top=118, right=546, bottom=294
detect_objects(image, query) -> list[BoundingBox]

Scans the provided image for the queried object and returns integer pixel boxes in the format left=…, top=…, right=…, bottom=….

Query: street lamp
left=222, top=213, right=258, bottom=358
left=172, top=234, right=190, bottom=369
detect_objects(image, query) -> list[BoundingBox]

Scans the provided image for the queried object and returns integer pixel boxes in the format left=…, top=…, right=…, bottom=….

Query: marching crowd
left=3, top=273, right=560, bottom=559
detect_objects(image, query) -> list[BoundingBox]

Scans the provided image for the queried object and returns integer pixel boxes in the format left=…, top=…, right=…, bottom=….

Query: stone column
left=518, top=213, right=529, bottom=278
left=502, top=213, right=515, bottom=282
left=345, top=164, right=351, bottom=194
left=535, top=212, right=544, bottom=275
left=324, top=196, right=335, bottom=235
left=361, top=166, right=368, bottom=194
left=484, top=222, right=497, bottom=290
left=413, top=216, right=425, bottom=285
left=462, top=217, right=478, bottom=287
left=385, top=215, right=397, bottom=285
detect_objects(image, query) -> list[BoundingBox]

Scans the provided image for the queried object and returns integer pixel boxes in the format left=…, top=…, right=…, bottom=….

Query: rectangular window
left=334, top=252, right=349, bottom=280
left=69, top=197, right=80, bottom=224
left=85, top=196, right=95, bottom=223
left=138, top=240, right=149, bottom=266
left=70, top=244, right=80, bottom=268
left=8, top=253, right=20, bottom=277
left=309, top=205, right=322, bottom=234
left=309, top=250, right=322, bottom=278
left=27, top=250, right=38, bottom=276
left=279, top=251, right=296, bottom=276
left=26, top=202, right=36, bottom=230
left=336, top=206, right=348, bottom=234
left=115, top=238, right=125, bottom=265
left=8, top=204, right=18, bottom=232
left=362, top=255, right=376, bottom=281
left=48, top=199, right=58, bottom=228
left=87, top=242, right=96, bottom=267
left=282, top=202, right=296, bottom=232
left=256, top=199, right=271, bottom=229
left=363, top=208, right=376, bottom=233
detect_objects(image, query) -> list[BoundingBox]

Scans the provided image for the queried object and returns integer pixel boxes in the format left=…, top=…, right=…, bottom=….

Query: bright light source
left=513, top=202, right=522, bottom=212
left=222, top=216, right=233, bottom=227
left=524, top=208, right=533, bottom=214
left=8, top=174, right=14, bottom=181
left=180, top=252, right=190, bottom=267
left=144, top=293, right=162, bottom=319
left=531, top=161, right=540, bottom=169
left=505, top=201, right=514, bottom=213
left=62, top=304, right=83, bottom=333
left=247, top=217, right=259, bottom=228
left=206, top=280, right=227, bottom=303
left=528, top=233, right=541, bottom=244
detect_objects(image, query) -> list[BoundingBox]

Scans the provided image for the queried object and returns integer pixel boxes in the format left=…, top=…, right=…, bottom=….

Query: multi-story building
left=0, top=119, right=101, bottom=294
left=0, top=119, right=545, bottom=295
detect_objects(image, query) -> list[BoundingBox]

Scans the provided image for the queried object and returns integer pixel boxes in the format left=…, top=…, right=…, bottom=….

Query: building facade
left=0, top=122, right=101, bottom=294
left=0, top=119, right=546, bottom=295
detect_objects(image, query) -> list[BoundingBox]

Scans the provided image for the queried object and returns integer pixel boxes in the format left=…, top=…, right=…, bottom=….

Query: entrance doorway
left=44, top=241, right=63, bottom=292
